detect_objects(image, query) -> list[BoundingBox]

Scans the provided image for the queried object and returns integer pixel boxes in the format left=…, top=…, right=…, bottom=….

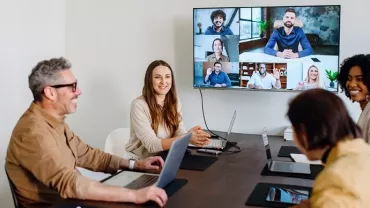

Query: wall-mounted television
left=193, top=5, right=341, bottom=92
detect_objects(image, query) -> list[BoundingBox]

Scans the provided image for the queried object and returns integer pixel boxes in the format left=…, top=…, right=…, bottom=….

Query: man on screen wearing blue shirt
left=204, top=9, right=234, bottom=35
left=204, top=61, right=231, bottom=87
left=264, top=8, right=312, bottom=59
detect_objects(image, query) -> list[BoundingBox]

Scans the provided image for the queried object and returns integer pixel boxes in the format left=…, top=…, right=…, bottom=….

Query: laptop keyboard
left=272, top=162, right=293, bottom=171
left=206, top=139, right=223, bottom=148
left=125, top=174, right=159, bottom=189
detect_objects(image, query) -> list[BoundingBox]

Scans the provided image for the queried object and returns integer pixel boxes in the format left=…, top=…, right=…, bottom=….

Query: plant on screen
left=259, top=20, right=269, bottom=38
left=325, top=69, right=338, bottom=88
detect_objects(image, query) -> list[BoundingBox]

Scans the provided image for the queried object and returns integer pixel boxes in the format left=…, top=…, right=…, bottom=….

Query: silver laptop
left=262, top=127, right=311, bottom=175
left=103, top=132, right=192, bottom=189
left=190, top=110, right=236, bottom=150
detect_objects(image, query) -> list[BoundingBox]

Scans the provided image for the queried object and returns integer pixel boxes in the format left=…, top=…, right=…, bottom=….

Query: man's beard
left=213, top=21, right=223, bottom=28
left=259, top=71, right=266, bottom=75
left=284, top=21, right=293, bottom=28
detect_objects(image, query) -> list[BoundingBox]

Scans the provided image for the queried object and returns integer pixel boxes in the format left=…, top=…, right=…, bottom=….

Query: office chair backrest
left=5, top=165, right=19, bottom=208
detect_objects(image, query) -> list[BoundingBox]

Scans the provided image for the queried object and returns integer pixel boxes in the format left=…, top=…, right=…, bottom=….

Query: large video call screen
left=193, top=5, right=341, bottom=92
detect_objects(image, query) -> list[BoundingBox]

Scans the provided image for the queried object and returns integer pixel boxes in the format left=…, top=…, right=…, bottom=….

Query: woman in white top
left=296, top=65, right=324, bottom=90
left=337, top=54, right=370, bottom=143
left=125, top=60, right=210, bottom=159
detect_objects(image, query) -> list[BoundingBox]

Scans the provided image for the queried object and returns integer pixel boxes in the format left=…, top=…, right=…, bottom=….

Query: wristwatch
left=128, top=159, right=136, bottom=170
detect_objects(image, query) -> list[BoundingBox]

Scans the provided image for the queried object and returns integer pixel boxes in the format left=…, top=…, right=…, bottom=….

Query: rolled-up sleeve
left=73, top=133, right=121, bottom=173
left=17, top=128, right=92, bottom=199
left=130, top=99, right=163, bottom=153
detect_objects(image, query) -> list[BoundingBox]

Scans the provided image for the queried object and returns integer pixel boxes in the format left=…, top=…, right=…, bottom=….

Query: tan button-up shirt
left=5, top=102, right=122, bottom=208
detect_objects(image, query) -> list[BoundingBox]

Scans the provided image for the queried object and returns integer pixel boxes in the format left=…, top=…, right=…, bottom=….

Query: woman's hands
left=188, top=126, right=211, bottom=146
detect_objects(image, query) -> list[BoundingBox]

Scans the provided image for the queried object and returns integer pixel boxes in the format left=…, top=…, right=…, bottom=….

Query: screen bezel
left=192, top=5, right=341, bottom=93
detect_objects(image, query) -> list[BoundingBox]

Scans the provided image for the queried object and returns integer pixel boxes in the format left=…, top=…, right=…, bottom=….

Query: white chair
left=104, top=127, right=130, bottom=156
left=77, top=127, right=133, bottom=181
left=104, top=127, right=139, bottom=159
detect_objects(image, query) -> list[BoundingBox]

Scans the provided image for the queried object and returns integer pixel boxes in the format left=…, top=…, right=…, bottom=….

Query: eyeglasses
left=50, top=81, right=78, bottom=92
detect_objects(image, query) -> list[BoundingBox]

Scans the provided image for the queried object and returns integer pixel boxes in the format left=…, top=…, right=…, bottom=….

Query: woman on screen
left=337, top=54, right=370, bottom=143
left=287, top=88, right=370, bottom=207
left=295, top=65, right=324, bottom=90
left=125, top=60, right=210, bottom=159
left=206, top=38, right=229, bottom=62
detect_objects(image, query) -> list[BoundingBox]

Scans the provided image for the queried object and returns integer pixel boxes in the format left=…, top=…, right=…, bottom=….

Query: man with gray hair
left=5, top=57, right=168, bottom=207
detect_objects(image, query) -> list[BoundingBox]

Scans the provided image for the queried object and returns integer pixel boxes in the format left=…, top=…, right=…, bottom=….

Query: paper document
left=290, top=153, right=322, bottom=165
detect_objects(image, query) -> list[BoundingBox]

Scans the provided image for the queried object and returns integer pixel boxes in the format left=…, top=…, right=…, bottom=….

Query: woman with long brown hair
left=125, top=60, right=210, bottom=159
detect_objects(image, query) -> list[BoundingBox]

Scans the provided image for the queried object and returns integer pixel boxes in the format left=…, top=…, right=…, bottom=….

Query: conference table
left=56, top=132, right=314, bottom=208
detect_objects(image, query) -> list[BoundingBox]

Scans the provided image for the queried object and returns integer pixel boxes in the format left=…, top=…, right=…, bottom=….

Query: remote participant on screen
left=296, top=65, right=325, bottom=90
left=248, top=63, right=281, bottom=89
left=204, top=9, right=234, bottom=35
left=206, top=38, right=230, bottom=62
left=264, top=8, right=312, bottom=59
left=204, top=61, right=231, bottom=87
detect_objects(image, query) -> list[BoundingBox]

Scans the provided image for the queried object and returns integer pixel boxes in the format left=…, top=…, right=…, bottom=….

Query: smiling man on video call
left=204, top=9, right=234, bottom=35
left=204, top=61, right=231, bottom=87
left=264, top=8, right=312, bottom=59
left=248, top=63, right=281, bottom=89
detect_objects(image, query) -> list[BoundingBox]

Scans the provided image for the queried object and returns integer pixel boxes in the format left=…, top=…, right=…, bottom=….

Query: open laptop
left=189, top=110, right=236, bottom=150
left=103, top=132, right=192, bottom=189
left=262, top=127, right=311, bottom=175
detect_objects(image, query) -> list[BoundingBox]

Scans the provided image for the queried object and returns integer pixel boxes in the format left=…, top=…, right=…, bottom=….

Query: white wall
left=0, top=0, right=65, bottom=206
left=65, top=0, right=368, bottom=151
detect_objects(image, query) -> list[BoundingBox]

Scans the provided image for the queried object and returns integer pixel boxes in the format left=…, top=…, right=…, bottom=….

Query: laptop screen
left=156, top=132, right=192, bottom=188
left=262, top=128, right=272, bottom=160
left=225, top=110, right=237, bottom=139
